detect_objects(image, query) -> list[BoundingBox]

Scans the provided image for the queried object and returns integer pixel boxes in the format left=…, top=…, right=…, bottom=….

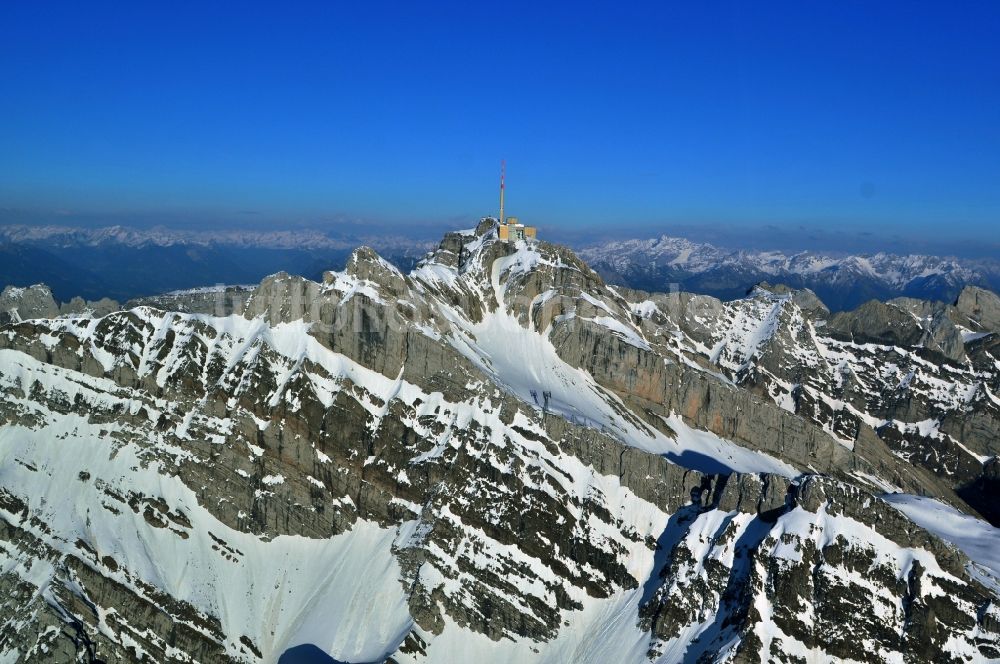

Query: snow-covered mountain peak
left=579, top=234, right=998, bottom=311
left=2, top=222, right=1000, bottom=662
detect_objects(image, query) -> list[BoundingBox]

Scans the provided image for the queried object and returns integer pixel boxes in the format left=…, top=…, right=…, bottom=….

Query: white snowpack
left=883, top=493, right=1000, bottom=591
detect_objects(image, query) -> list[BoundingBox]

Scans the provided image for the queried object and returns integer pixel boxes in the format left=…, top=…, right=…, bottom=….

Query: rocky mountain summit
left=0, top=284, right=118, bottom=326
left=1, top=220, right=999, bottom=663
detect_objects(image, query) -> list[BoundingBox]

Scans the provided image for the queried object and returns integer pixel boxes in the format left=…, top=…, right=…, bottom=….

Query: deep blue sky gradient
left=1, top=1, right=998, bottom=251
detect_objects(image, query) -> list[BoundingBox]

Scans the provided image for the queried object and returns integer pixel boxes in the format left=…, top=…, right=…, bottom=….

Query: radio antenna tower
left=499, top=159, right=505, bottom=226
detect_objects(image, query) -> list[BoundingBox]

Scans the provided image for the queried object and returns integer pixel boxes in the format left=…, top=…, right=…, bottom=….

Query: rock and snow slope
left=1, top=221, right=999, bottom=662
left=622, top=281, right=1000, bottom=523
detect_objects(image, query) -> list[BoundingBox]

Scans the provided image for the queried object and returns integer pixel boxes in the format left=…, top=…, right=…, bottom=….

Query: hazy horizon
left=1, top=207, right=997, bottom=260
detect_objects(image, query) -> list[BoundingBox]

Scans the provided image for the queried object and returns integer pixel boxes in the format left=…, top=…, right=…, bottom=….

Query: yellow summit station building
left=498, top=216, right=536, bottom=242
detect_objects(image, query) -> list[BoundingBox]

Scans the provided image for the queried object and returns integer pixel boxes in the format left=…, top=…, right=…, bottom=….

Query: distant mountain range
left=0, top=224, right=436, bottom=302
left=0, top=223, right=427, bottom=251
left=577, top=234, right=1000, bottom=311
left=2, top=223, right=997, bottom=310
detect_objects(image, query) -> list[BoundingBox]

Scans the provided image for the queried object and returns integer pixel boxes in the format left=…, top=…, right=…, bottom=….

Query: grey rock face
left=826, top=300, right=927, bottom=348
left=126, top=286, right=250, bottom=316
left=886, top=296, right=967, bottom=361
left=0, top=284, right=59, bottom=322
left=0, top=283, right=124, bottom=322
left=956, top=285, right=1000, bottom=332
left=59, top=296, right=121, bottom=318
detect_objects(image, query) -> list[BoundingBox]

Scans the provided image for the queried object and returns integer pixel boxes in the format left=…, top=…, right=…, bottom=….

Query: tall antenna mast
left=499, top=159, right=505, bottom=226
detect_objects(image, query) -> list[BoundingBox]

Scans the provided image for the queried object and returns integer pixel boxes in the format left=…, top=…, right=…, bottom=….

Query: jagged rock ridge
left=1, top=221, right=998, bottom=663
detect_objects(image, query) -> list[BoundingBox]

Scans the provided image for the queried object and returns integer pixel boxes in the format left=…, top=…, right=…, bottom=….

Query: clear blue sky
left=1, top=1, right=998, bottom=250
